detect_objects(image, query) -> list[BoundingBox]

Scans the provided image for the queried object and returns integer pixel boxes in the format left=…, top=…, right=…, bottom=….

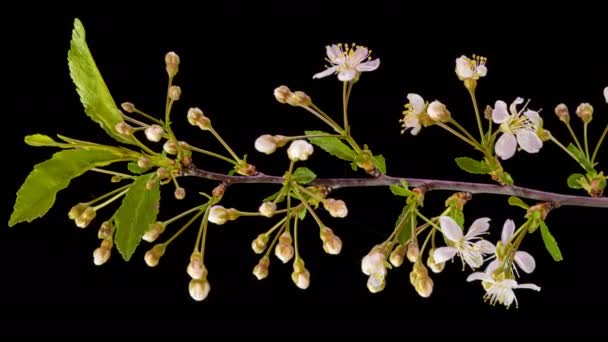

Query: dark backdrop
left=3, top=3, right=607, bottom=337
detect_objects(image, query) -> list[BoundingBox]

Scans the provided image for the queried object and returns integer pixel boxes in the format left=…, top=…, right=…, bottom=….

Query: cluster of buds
left=273, top=85, right=312, bottom=107
left=68, top=203, right=96, bottom=228
left=322, top=199, right=348, bottom=218
left=291, top=258, right=311, bottom=289
left=144, top=244, right=166, bottom=267
left=254, top=134, right=288, bottom=155
left=187, top=107, right=211, bottom=130
left=93, top=238, right=113, bottom=266
left=274, top=231, right=295, bottom=263
left=319, top=227, right=342, bottom=255
left=208, top=205, right=239, bottom=225
left=186, top=252, right=210, bottom=301
left=361, top=245, right=388, bottom=293
left=258, top=202, right=277, bottom=218
left=143, top=222, right=166, bottom=243
left=409, top=262, right=434, bottom=298
left=287, top=139, right=314, bottom=161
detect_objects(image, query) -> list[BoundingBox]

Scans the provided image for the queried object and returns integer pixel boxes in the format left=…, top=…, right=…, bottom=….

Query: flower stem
left=468, top=88, right=485, bottom=144
left=187, top=144, right=239, bottom=166
left=549, top=134, right=582, bottom=165
left=304, top=105, right=344, bottom=135
left=591, top=124, right=608, bottom=163
left=90, top=168, right=136, bottom=179
left=436, top=122, right=483, bottom=151
left=565, top=122, right=584, bottom=153
left=584, top=122, right=591, bottom=160
left=209, top=127, right=242, bottom=163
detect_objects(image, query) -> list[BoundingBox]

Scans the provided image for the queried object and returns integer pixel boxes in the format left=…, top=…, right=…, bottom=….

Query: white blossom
left=493, top=98, right=543, bottom=160
left=433, top=216, right=495, bottom=269
left=455, top=55, right=487, bottom=81
left=400, top=93, right=427, bottom=135
left=487, top=219, right=536, bottom=275
left=467, top=272, right=540, bottom=308
left=313, top=43, right=380, bottom=81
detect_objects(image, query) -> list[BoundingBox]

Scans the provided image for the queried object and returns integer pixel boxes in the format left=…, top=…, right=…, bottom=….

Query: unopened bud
left=279, top=231, right=293, bottom=245
left=235, top=163, right=256, bottom=176
left=143, top=222, right=165, bottom=242
left=406, top=242, right=420, bottom=263
left=415, top=276, right=434, bottom=298
left=186, top=107, right=211, bottom=130
left=576, top=103, right=593, bottom=123
left=98, top=221, right=113, bottom=239
left=426, top=252, right=445, bottom=273
left=286, top=91, right=312, bottom=107
left=258, top=202, right=277, bottom=218
left=589, top=177, right=605, bottom=197
left=255, top=134, right=279, bottom=155
left=287, top=139, right=314, bottom=161
left=323, top=199, right=348, bottom=218
left=427, top=100, right=451, bottom=123
left=251, top=234, right=269, bottom=254
left=144, top=125, right=164, bottom=142
left=189, top=279, right=211, bottom=301
left=144, top=244, right=166, bottom=267
left=68, top=203, right=88, bottom=220
left=367, top=272, right=386, bottom=293
left=253, top=256, right=270, bottom=280
left=168, top=85, right=181, bottom=101
left=174, top=187, right=186, bottom=200
left=100, top=239, right=113, bottom=250
left=75, top=207, right=97, bottom=228
left=291, top=267, right=311, bottom=290
left=275, top=242, right=294, bottom=263
left=389, top=244, right=406, bottom=267
left=208, top=205, right=228, bottom=225
left=554, top=103, right=570, bottom=123
left=156, top=167, right=169, bottom=179
left=137, top=157, right=150, bottom=169
left=212, top=184, right=226, bottom=198
left=93, top=246, right=111, bottom=266
left=165, top=51, right=180, bottom=78
left=187, top=252, right=208, bottom=280
left=484, top=105, right=493, bottom=120
left=121, top=102, right=135, bottom=113
left=163, top=140, right=178, bottom=154
left=273, top=85, right=292, bottom=103
left=115, top=121, right=134, bottom=135
left=322, top=235, right=342, bottom=255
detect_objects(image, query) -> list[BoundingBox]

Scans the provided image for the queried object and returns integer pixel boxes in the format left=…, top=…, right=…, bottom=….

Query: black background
left=3, top=3, right=607, bottom=337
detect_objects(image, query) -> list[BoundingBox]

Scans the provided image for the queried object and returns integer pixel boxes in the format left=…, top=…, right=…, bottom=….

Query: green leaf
left=127, top=162, right=148, bottom=174
left=292, top=167, right=317, bottom=184
left=372, top=155, right=386, bottom=174
left=297, top=206, right=307, bottom=220
left=390, top=184, right=409, bottom=197
left=566, top=173, right=586, bottom=189
left=305, top=130, right=357, bottom=161
left=539, top=221, right=563, bottom=262
left=25, top=134, right=72, bottom=148
left=397, top=207, right=414, bottom=244
left=9, top=150, right=122, bottom=226
left=455, top=157, right=491, bottom=174
left=114, top=174, right=160, bottom=261
left=449, top=209, right=465, bottom=228
left=567, top=144, right=595, bottom=172
left=68, top=19, right=135, bottom=145
left=508, top=196, right=529, bottom=210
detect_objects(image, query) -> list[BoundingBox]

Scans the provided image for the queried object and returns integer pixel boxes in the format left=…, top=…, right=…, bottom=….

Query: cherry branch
left=182, top=165, right=608, bottom=208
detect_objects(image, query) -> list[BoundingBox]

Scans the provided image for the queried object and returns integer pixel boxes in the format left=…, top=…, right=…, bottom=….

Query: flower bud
left=165, top=51, right=180, bottom=78
left=426, top=253, right=445, bottom=273
left=189, top=279, right=211, bottom=301
left=253, top=256, right=270, bottom=280
left=143, top=222, right=165, bottom=242
left=554, top=103, right=570, bottom=123
left=576, top=103, right=593, bottom=123
left=75, top=207, right=97, bottom=228
left=389, top=244, right=406, bottom=267
left=163, top=140, right=178, bottom=154
left=235, top=163, right=256, bottom=176
left=406, top=242, right=420, bottom=263
left=93, top=246, right=111, bottom=266
left=291, top=267, right=310, bottom=289
left=144, top=244, right=166, bottom=267
left=415, top=276, right=434, bottom=298
left=168, top=85, right=181, bottom=101
left=121, top=102, right=135, bottom=113
left=115, top=122, right=134, bottom=135
left=275, top=242, right=294, bottom=263
left=427, top=100, right=451, bottom=123
left=174, top=187, right=186, bottom=200
left=156, top=167, right=169, bottom=179
left=286, top=91, right=312, bottom=107
left=273, top=85, right=292, bottom=103
left=484, top=105, right=493, bottom=120
left=251, top=234, right=269, bottom=254
left=367, top=272, right=386, bottom=293
left=187, top=107, right=211, bottom=130
left=137, top=157, right=150, bottom=169
left=287, top=139, right=314, bottom=161
left=100, top=239, right=113, bottom=250
left=98, top=221, right=113, bottom=239
left=279, top=231, right=293, bottom=245
left=187, top=252, right=208, bottom=280
left=322, top=235, right=342, bottom=255
left=258, top=202, right=277, bottom=218
left=68, top=203, right=88, bottom=220
left=208, top=205, right=228, bottom=225
left=144, top=125, right=164, bottom=142
left=255, top=134, right=279, bottom=155
left=323, top=199, right=348, bottom=218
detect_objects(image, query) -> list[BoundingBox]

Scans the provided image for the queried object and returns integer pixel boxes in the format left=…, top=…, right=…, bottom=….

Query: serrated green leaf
left=372, top=155, right=386, bottom=174
left=539, top=221, right=563, bottom=262
left=9, top=150, right=123, bottom=226
left=390, top=184, right=409, bottom=197
left=566, top=173, right=586, bottom=189
left=127, top=162, right=148, bottom=174
left=292, top=167, right=317, bottom=184
left=25, top=134, right=72, bottom=148
left=69, top=19, right=135, bottom=145
left=114, top=174, right=160, bottom=261
left=567, top=144, right=595, bottom=172
left=305, top=130, right=357, bottom=161
left=455, top=157, right=491, bottom=174
left=396, top=207, right=413, bottom=244
left=508, top=196, right=529, bottom=210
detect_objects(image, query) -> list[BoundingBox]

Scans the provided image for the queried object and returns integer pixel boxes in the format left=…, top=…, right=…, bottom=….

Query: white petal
left=464, top=252, right=484, bottom=269
left=356, top=58, right=380, bottom=72
left=514, top=251, right=536, bottom=274
left=313, top=66, right=337, bottom=79
left=350, top=46, right=369, bottom=64
left=477, top=64, right=488, bottom=77
left=439, top=216, right=463, bottom=241
left=604, top=86, right=608, bottom=103
left=486, top=259, right=501, bottom=274
left=516, top=283, right=541, bottom=291
left=492, top=100, right=510, bottom=123
left=326, top=44, right=341, bottom=61
left=337, top=68, right=357, bottom=81
left=433, top=247, right=458, bottom=263
left=516, top=129, right=543, bottom=153
left=509, top=97, right=524, bottom=115
left=465, top=217, right=491, bottom=239
left=501, top=288, right=516, bottom=307
left=502, top=279, right=519, bottom=288
left=500, top=220, right=514, bottom=244
left=523, top=109, right=541, bottom=127
left=410, top=121, right=422, bottom=135
left=476, top=240, right=496, bottom=254
left=407, top=93, right=425, bottom=114
left=495, top=132, right=517, bottom=160
left=467, top=271, right=492, bottom=282
left=455, top=56, right=473, bottom=79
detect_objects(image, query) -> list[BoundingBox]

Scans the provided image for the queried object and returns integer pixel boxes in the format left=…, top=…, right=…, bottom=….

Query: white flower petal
left=477, top=64, right=488, bottom=77
left=523, top=109, right=541, bottom=127
left=509, top=97, right=525, bottom=115
left=356, top=58, right=380, bottom=72
left=501, top=219, right=516, bottom=244
left=407, top=93, right=425, bottom=114
left=467, top=271, right=492, bottom=282
left=326, top=45, right=341, bottom=61
left=492, top=100, right=510, bottom=123
left=405, top=116, right=421, bottom=135
left=476, top=240, right=496, bottom=254
left=514, top=251, right=536, bottom=274
left=433, top=247, right=458, bottom=263
left=465, top=217, right=491, bottom=239
left=516, top=283, right=541, bottom=291
left=349, top=46, right=369, bottom=64
left=455, top=56, right=473, bottom=79
left=337, top=68, right=357, bottom=81
left=486, top=259, right=501, bottom=274
left=464, top=253, right=484, bottom=269
left=313, top=66, right=337, bottom=79
left=604, top=86, right=608, bottom=103
left=439, top=216, right=463, bottom=241
left=500, top=288, right=516, bottom=307
left=495, top=132, right=517, bottom=160
left=516, top=129, right=543, bottom=154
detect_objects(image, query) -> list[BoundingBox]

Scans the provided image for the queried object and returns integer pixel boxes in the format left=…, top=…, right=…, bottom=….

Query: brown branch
left=181, top=165, right=608, bottom=208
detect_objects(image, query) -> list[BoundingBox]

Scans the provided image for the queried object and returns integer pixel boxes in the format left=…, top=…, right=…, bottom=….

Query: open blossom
left=487, top=219, right=536, bottom=275
left=433, top=216, right=495, bottom=269
left=313, top=43, right=380, bottom=81
left=492, top=98, right=543, bottom=160
left=467, top=272, right=540, bottom=309
left=400, top=93, right=430, bottom=135
left=455, top=55, right=487, bottom=81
